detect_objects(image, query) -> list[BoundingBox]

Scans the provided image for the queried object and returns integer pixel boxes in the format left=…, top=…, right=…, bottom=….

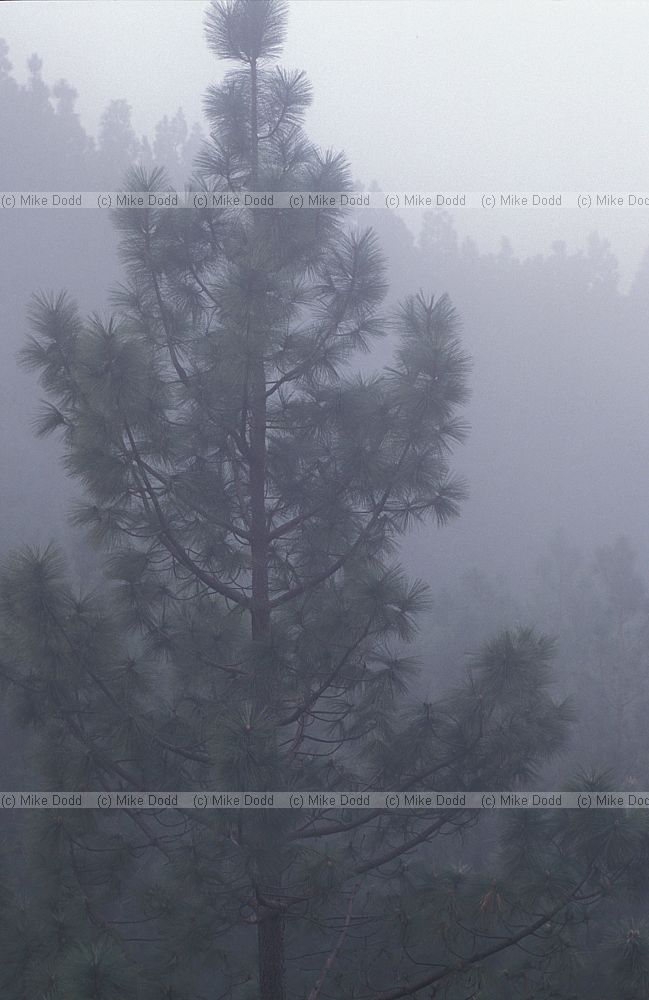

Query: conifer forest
left=1, top=3, right=649, bottom=998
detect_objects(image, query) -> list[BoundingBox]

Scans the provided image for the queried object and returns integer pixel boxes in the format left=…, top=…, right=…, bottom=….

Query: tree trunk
left=258, top=904, right=286, bottom=1000
left=248, top=54, right=286, bottom=1000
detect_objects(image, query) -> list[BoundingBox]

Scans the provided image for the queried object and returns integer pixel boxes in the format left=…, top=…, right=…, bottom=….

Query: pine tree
left=4, top=3, right=649, bottom=998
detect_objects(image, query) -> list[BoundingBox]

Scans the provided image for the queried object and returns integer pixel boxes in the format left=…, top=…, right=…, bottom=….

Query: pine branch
left=278, top=617, right=374, bottom=726
left=366, top=866, right=597, bottom=1000
left=288, top=745, right=480, bottom=842
left=306, top=880, right=361, bottom=1000
left=123, top=421, right=250, bottom=608
left=269, top=443, right=412, bottom=608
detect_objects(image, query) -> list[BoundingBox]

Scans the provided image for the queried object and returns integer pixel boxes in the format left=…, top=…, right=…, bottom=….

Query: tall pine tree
left=4, top=3, right=649, bottom=998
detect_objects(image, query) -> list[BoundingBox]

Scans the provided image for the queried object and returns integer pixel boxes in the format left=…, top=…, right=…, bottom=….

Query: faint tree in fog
left=153, top=108, right=198, bottom=187
left=96, top=99, right=143, bottom=185
left=532, top=531, right=649, bottom=786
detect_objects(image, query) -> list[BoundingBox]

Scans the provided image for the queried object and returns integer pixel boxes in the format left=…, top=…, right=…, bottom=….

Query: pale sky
left=3, top=1, right=649, bottom=277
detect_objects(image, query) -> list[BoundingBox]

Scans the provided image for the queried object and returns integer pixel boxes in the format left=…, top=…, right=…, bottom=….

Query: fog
left=1, top=3, right=649, bottom=997
left=3, top=1, right=649, bottom=582
left=4, top=1, right=649, bottom=272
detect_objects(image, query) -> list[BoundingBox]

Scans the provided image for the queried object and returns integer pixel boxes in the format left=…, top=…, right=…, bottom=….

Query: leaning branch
left=124, top=422, right=250, bottom=608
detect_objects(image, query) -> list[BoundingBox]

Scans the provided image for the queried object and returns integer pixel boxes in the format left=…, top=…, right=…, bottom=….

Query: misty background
left=1, top=0, right=649, bottom=774
left=2, top=5, right=649, bottom=995
left=4, top=0, right=649, bottom=273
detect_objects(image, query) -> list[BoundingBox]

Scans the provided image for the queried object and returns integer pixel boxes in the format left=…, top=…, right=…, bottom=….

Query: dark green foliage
left=204, top=0, right=288, bottom=63
left=3, top=2, right=648, bottom=999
